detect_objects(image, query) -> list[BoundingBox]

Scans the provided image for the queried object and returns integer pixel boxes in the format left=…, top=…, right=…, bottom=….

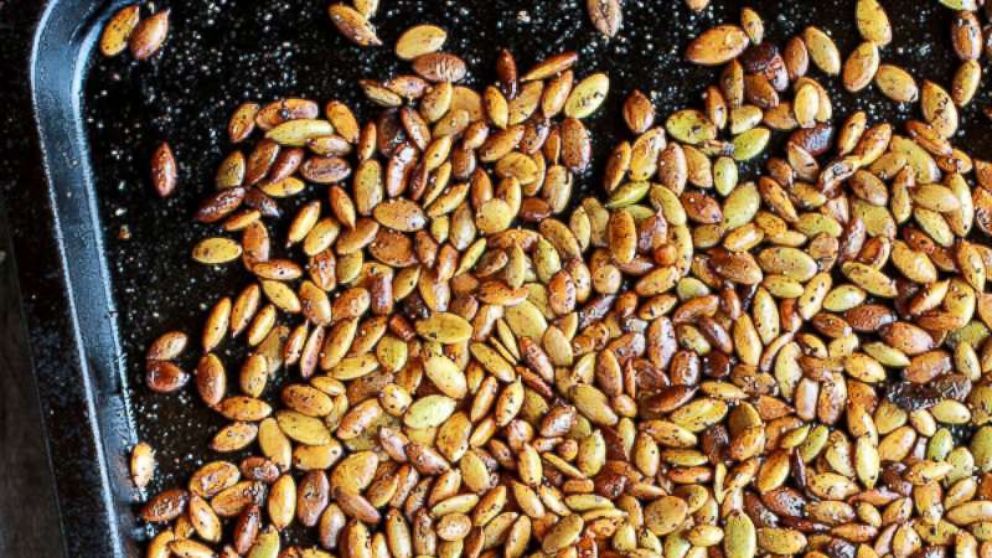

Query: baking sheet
left=18, top=0, right=992, bottom=554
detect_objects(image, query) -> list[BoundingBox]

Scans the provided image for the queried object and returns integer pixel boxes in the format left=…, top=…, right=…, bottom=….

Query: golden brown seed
left=952, top=60, right=981, bottom=107
left=327, top=4, right=382, bottom=47
left=202, top=297, right=231, bottom=352
left=921, top=80, right=958, bottom=137
left=147, top=330, right=188, bottom=361
left=740, top=7, right=764, bottom=44
left=855, top=0, right=892, bottom=46
left=196, top=354, right=226, bottom=407
left=257, top=98, right=319, bottom=130
left=395, top=24, right=447, bottom=61
left=623, top=90, right=655, bottom=134
left=564, top=73, right=609, bottom=119
left=229, top=103, right=260, bottom=144
left=325, top=101, right=360, bottom=144
left=587, top=0, right=622, bottom=38
left=802, top=26, right=840, bottom=75
left=842, top=41, right=879, bottom=93
left=875, top=64, right=919, bottom=103
left=686, top=25, right=750, bottom=66
left=100, top=5, right=141, bottom=57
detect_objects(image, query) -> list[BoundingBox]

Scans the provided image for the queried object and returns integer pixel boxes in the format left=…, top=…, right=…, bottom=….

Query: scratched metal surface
left=75, top=0, right=992, bottom=550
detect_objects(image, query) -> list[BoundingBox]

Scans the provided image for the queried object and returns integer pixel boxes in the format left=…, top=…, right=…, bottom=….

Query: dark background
left=0, top=214, right=64, bottom=556
left=0, top=0, right=70, bottom=555
left=1, top=0, right=989, bottom=555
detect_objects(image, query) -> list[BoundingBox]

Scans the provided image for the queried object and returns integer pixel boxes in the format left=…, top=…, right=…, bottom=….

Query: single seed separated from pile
left=587, top=0, right=623, bottom=38
left=138, top=3, right=992, bottom=558
left=328, top=1, right=383, bottom=47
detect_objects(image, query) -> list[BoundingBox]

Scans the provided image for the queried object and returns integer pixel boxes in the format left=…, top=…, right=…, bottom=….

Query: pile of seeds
left=134, top=2, right=992, bottom=558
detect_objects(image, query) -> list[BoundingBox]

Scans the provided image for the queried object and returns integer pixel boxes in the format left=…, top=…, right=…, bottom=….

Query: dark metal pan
left=5, top=0, right=992, bottom=554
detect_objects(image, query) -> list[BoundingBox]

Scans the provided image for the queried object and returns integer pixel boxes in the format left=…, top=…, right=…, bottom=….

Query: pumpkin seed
left=395, top=24, right=447, bottom=61
left=100, top=5, right=141, bottom=57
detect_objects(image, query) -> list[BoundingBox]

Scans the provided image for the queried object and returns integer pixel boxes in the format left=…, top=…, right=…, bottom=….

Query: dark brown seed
left=761, top=487, right=806, bottom=518
left=145, top=361, right=189, bottom=394
left=521, top=120, right=551, bottom=154
left=400, top=107, right=431, bottom=150
left=140, top=488, right=188, bottom=523
left=700, top=424, right=729, bottom=464
left=370, top=229, right=417, bottom=267
left=129, top=10, right=169, bottom=61
left=593, top=470, right=628, bottom=498
left=376, top=111, right=406, bottom=158
left=880, top=322, right=935, bottom=355
left=332, top=487, right=381, bottom=523
left=268, top=147, right=305, bottom=183
left=246, top=140, right=281, bottom=186
left=740, top=42, right=777, bottom=73
left=195, top=187, right=246, bottom=223
left=496, top=49, right=519, bottom=99
left=232, top=505, right=261, bottom=555
left=789, top=124, right=833, bottom=156
left=680, top=192, right=722, bottom=223
left=744, top=491, right=779, bottom=527
left=643, top=385, right=698, bottom=414
left=151, top=142, right=177, bottom=198
left=301, top=156, right=352, bottom=184
left=838, top=215, right=866, bottom=262
left=520, top=197, right=552, bottom=222
left=297, top=471, right=330, bottom=527
left=579, top=294, right=617, bottom=329
left=952, top=12, right=982, bottom=61
left=244, top=188, right=281, bottom=219
left=844, top=304, right=896, bottom=332
left=195, top=354, right=226, bottom=407
left=561, top=118, right=591, bottom=171
left=886, top=382, right=939, bottom=411
left=412, top=53, right=467, bottom=82
left=240, top=457, right=280, bottom=483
